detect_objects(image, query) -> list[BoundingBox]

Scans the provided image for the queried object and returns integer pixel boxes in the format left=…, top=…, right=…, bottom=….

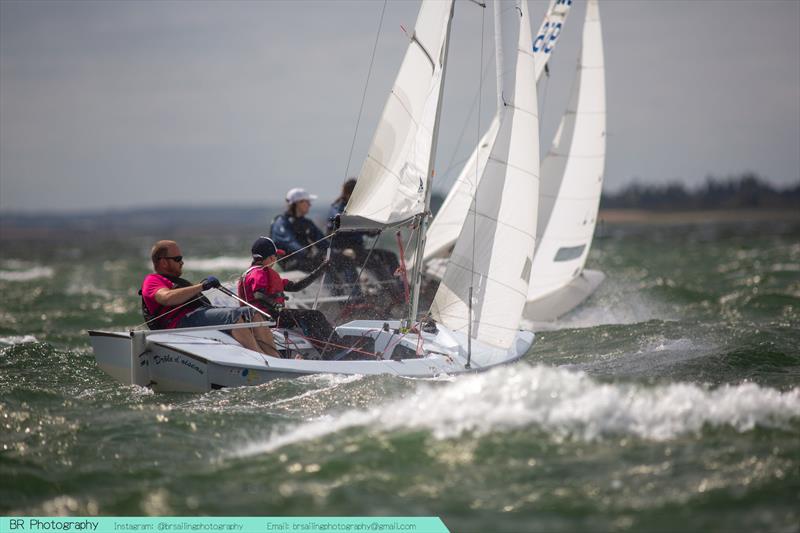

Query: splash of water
left=0, top=266, right=54, bottom=282
left=233, top=365, right=800, bottom=457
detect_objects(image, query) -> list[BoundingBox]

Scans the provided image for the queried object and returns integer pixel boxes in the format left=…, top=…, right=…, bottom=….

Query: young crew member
left=238, top=236, right=344, bottom=354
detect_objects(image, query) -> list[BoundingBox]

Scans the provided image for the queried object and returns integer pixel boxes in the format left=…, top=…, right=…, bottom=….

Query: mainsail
left=430, top=0, right=540, bottom=350
left=339, top=0, right=454, bottom=231
left=423, top=0, right=572, bottom=263
left=526, top=0, right=605, bottom=306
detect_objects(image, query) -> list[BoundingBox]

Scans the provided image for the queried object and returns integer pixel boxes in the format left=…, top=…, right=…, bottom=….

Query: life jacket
left=238, top=265, right=286, bottom=313
left=139, top=274, right=210, bottom=330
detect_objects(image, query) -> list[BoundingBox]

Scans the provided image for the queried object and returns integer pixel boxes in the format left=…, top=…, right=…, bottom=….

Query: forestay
left=527, top=0, right=605, bottom=303
left=422, top=0, right=572, bottom=263
left=430, top=0, right=540, bottom=350
left=339, top=0, right=454, bottom=231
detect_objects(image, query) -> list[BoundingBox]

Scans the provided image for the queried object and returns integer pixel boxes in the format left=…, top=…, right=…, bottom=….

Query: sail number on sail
left=533, top=22, right=563, bottom=54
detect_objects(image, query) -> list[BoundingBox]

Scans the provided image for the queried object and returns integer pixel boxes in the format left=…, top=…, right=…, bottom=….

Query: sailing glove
left=201, top=276, right=221, bottom=290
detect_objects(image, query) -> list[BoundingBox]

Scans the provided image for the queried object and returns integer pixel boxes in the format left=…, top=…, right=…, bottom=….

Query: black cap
left=251, top=236, right=282, bottom=260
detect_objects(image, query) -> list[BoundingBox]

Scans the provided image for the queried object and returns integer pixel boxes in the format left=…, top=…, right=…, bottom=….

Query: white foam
left=182, top=257, right=250, bottom=272
left=232, top=365, right=800, bottom=457
left=522, top=278, right=670, bottom=331
left=0, top=266, right=54, bottom=282
left=0, top=335, right=38, bottom=346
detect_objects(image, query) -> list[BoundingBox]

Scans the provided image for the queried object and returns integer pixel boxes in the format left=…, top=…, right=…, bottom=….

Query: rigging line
left=221, top=231, right=340, bottom=288
left=342, top=0, right=388, bottom=181
left=439, top=44, right=495, bottom=189
left=467, top=2, right=486, bottom=368
left=324, top=235, right=382, bottom=352
left=273, top=232, right=336, bottom=267
left=133, top=293, right=208, bottom=331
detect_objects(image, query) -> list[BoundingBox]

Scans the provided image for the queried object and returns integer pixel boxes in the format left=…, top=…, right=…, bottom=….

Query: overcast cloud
left=1, top=0, right=798, bottom=213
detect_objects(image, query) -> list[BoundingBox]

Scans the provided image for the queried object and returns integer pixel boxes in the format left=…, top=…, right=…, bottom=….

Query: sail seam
left=466, top=210, right=537, bottom=241
left=546, top=152, right=604, bottom=159
left=389, top=90, right=421, bottom=129
left=500, top=103, right=538, bottom=119
left=364, top=154, right=418, bottom=188
left=439, top=261, right=529, bottom=299
left=486, top=156, right=540, bottom=180
left=433, top=304, right=529, bottom=333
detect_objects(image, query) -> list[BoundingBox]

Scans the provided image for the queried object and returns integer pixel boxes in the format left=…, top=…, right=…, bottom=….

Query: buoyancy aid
left=139, top=274, right=211, bottom=330
left=238, top=265, right=287, bottom=315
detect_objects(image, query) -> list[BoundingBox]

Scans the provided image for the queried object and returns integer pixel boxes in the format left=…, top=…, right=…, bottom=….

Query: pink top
left=141, top=273, right=193, bottom=329
left=238, top=266, right=289, bottom=312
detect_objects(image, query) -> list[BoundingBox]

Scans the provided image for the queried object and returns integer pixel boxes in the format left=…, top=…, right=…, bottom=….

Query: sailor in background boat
left=270, top=187, right=360, bottom=296
left=327, top=178, right=404, bottom=303
left=238, top=236, right=346, bottom=356
left=140, top=240, right=280, bottom=356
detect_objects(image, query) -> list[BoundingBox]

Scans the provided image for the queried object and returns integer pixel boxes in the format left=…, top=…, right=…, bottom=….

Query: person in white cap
left=270, top=188, right=360, bottom=296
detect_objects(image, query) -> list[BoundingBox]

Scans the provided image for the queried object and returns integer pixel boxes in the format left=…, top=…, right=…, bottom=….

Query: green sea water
left=1, top=219, right=799, bottom=532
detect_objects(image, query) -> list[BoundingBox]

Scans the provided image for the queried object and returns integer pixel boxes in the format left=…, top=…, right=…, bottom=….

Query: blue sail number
left=533, top=22, right=563, bottom=54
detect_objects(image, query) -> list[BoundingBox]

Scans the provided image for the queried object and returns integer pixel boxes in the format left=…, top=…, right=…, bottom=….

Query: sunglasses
left=162, top=255, right=183, bottom=263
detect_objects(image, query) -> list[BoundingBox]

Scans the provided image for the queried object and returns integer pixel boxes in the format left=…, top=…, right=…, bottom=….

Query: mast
left=405, top=1, right=456, bottom=329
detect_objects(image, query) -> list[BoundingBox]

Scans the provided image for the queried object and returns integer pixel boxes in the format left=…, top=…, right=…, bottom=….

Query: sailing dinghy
left=524, top=0, right=606, bottom=321
left=88, top=0, right=540, bottom=393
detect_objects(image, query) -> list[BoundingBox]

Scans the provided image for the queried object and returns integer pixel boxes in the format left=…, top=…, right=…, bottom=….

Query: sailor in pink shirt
left=140, top=240, right=279, bottom=357
left=238, top=237, right=342, bottom=353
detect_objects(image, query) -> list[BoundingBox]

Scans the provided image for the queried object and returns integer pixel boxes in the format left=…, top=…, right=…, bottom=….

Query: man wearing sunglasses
left=140, top=240, right=279, bottom=356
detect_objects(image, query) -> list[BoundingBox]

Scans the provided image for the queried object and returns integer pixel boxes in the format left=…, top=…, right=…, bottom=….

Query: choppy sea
left=1, top=219, right=799, bottom=532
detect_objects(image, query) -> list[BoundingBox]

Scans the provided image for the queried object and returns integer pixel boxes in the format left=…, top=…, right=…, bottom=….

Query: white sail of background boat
left=423, top=0, right=571, bottom=267
left=523, top=0, right=606, bottom=322
left=424, top=0, right=605, bottom=322
left=88, top=0, right=540, bottom=392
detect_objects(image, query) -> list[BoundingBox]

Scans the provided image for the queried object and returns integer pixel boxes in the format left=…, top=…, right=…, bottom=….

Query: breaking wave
left=233, top=365, right=800, bottom=457
left=182, top=256, right=250, bottom=272
left=0, top=335, right=38, bottom=346
left=0, top=266, right=54, bottom=282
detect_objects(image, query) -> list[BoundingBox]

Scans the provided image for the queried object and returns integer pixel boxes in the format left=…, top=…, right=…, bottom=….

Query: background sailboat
left=523, top=0, right=606, bottom=322
left=423, top=0, right=605, bottom=323
left=423, top=0, right=571, bottom=268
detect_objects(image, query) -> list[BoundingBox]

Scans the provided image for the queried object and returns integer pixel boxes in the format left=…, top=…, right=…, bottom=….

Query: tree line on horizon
left=599, top=173, right=800, bottom=210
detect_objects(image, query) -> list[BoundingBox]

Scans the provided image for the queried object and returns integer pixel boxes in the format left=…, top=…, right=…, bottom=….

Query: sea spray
left=233, top=365, right=800, bottom=457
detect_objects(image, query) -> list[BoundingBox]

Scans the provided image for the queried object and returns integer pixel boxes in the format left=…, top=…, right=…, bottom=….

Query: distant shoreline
left=1, top=207, right=799, bottom=242
left=598, top=208, right=800, bottom=224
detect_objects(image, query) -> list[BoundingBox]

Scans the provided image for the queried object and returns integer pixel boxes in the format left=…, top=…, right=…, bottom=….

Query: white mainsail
left=430, top=0, right=540, bottom=350
left=339, top=0, right=454, bottom=231
left=525, top=0, right=605, bottom=316
left=423, top=0, right=572, bottom=264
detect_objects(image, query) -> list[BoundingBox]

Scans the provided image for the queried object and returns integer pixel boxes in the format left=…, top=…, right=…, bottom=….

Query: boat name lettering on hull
left=152, top=353, right=205, bottom=375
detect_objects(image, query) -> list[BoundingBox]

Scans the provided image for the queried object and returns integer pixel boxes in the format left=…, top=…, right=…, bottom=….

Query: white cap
left=285, top=187, right=318, bottom=204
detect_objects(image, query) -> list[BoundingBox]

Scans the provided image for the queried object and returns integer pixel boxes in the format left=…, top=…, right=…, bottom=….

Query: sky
left=0, top=0, right=798, bottom=213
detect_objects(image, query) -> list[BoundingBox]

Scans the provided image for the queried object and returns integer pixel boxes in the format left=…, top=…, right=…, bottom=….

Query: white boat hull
left=88, top=321, right=534, bottom=393
left=523, top=269, right=605, bottom=321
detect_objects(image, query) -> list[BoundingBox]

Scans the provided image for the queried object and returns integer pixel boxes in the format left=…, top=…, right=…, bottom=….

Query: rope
left=321, top=235, right=382, bottom=353
left=342, top=0, right=388, bottom=181
left=273, top=232, right=337, bottom=267
left=133, top=293, right=208, bottom=331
